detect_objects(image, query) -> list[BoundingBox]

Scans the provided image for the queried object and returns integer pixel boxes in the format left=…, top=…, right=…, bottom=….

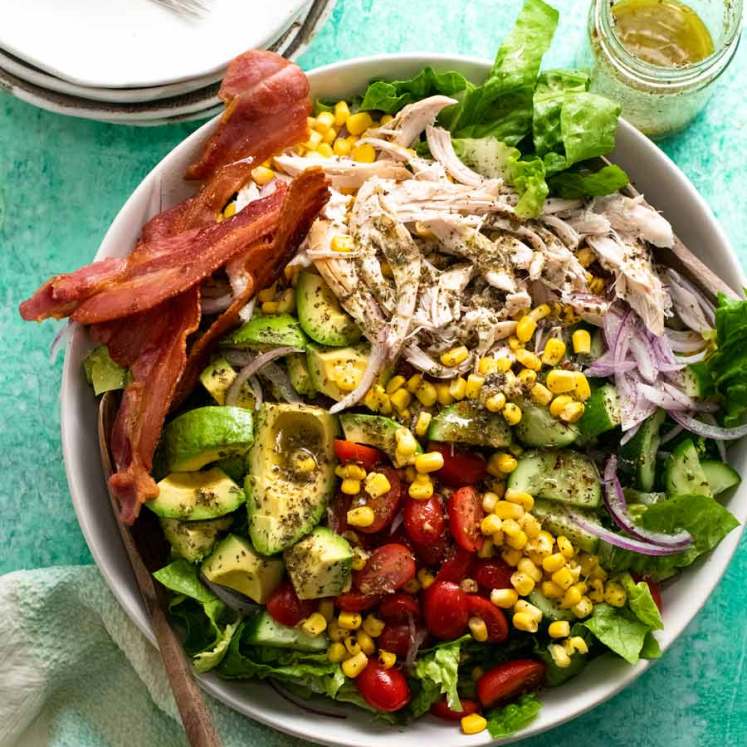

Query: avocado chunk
left=148, top=468, right=245, bottom=520
left=296, top=270, right=362, bottom=347
left=164, top=406, right=254, bottom=472
left=243, top=611, right=327, bottom=652
left=160, top=516, right=233, bottom=562
left=199, top=355, right=255, bottom=408
left=515, top=402, right=579, bottom=447
left=287, top=353, right=317, bottom=397
left=219, top=313, right=307, bottom=350
left=340, top=413, right=421, bottom=465
left=284, top=527, right=353, bottom=600
left=201, top=534, right=284, bottom=604
left=246, top=403, right=337, bottom=555
left=428, top=401, right=512, bottom=448
left=83, top=345, right=128, bottom=395
left=306, top=343, right=370, bottom=401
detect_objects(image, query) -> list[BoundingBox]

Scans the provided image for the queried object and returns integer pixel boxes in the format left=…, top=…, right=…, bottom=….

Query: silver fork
left=150, top=0, right=210, bottom=18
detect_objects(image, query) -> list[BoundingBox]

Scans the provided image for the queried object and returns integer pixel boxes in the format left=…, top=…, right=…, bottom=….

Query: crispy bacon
left=172, top=168, right=330, bottom=407
left=186, top=50, right=310, bottom=181
left=108, top=288, right=201, bottom=523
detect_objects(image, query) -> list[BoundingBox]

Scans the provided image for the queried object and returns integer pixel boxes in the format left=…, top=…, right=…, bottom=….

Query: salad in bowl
left=21, top=0, right=745, bottom=740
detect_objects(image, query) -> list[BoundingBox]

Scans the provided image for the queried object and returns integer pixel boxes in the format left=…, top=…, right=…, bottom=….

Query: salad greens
left=486, top=693, right=543, bottom=738
left=359, top=68, right=470, bottom=114
left=411, top=637, right=467, bottom=713
left=577, top=604, right=656, bottom=666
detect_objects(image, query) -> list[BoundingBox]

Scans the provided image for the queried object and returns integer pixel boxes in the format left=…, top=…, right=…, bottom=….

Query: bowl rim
left=61, top=52, right=747, bottom=746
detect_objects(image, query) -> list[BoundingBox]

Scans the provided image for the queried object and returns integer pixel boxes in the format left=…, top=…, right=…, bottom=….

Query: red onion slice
left=670, top=411, right=747, bottom=441
left=226, top=345, right=302, bottom=406
left=259, top=361, right=302, bottom=404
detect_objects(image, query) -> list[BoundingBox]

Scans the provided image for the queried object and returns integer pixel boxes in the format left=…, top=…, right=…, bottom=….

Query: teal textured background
left=0, top=0, right=744, bottom=744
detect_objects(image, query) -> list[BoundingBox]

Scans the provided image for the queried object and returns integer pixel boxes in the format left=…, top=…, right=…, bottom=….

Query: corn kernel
left=506, top=530, right=528, bottom=550
left=417, top=568, right=435, bottom=590
left=495, top=355, right=513, bottom=373
left=415, top=451, right=444, bottom=474
left=435, top=382, right=454, bottom=406
left=251, top=165, right=275, bottom=186
left=551, top=567, right=575, bottom=591
left=461, top=714, right=488, bottom=735
left=513, top=612, right=539, bottom=633
left=405, top=373, right=423, bottom=393
left=222, top=201, right=237, bottom=219
left=440, top=345, right=469, bottom=367
left=469, top=616, right=489, bottom=642
left=412, top=412, right=431, bottom=438
left=343, top=635, right=360, bottom=657
left=518, top=368, right=538, bottom=389
left=295, top=455, right=317, bottom=473
left=305, top=129, right=323, bottom=150
left=515, top=349, right=542, bottom=371
left=378, top=649, right=396, bottom=670
left=482, top=491, right=499, bottom=513
left=276, top=288, right=296, bottom=314
left=462, top=375, right=485, bottom=402
left=541, top=580, right=564, bottom=599
left=448, top=376, right=467, bottom=400
left=408, top=474, right=434, bottom=500
left=604, top=581, right=627, bottom=607
left=322, top=125, right=338, bottom=144
left=497, top=453, right=520, bottom=476
left=352, top=143, right=376, bottom=163
left=327, top=642, right=347, bottom=662
left=356, top=629, right=376, bottom=655
left=511, top=571, right=535, bottom=596
left=261, top=300, right=279, bottom=314
left=493, top=501, right=523, bottom=521
left=530, top=382, right=553, bottom=406
left=390, top=388, right=412, bottom=413
left=342, top=651, right=369, bottom=678
left=542, top=339, right=567, bottom=366
left=403, top=578, right=421, bottom=594
left=334, top=100, right=350, bottom=126
left=315, top=111, right=335, bottom=132
left=485, top=393, right=507, bottom=412
left=572, top=329, right=592, bottom=355
left=338, top=612, right=362, bottom=630
left=301, top=612, right=328, bottom=637
left=415, top=381, right=438, bottom=407
left=536, top=531, right=554, bottom=554
left=561, top=586, right=583, bottom=609
left=501, top=548, right=523, bottom=566
left=491, top=587, right=519, bottom=608
left=542, top=553, right=566, bottom=574
left=588, top=579, right=605, bottom=603
left=561, top=401, right=585, bottom=424
left=557, top=535, right=575, bottom=559
left=331, top=234, right=355, bottom=253
left=364, top=472, right=391, bottom=498
left=549, top=394, right=574, bottom=418
left=394, top=427, right=418, bottom=456
left=569, top=635, right=589, bottom=654
left=548, top=620, right=571, bottom=638
left=362, top=614, right=385, bottom=638
left=257, top=283, right=277, bottom=302
left=477, top=538, right=495, bottom=558
left=523, top=513, right=542, bottom=538
left=340, top=479, right=361, bottom=495
left=328, top=620, right=350, bottom=642
left=508, top=336, right=521, bottom=351
left=346, top=111, right=374, bottom=135
left=590, top=564, right=608, bottom=582
left=517, top=557, right=542, bottom=583
left=502, top=402, right=522, bottom=425
left=481, top=514, right=503, bottom=536
left=340, top=464, right=366, bottom=481
left=576, top=247, right=596, bottom=268
left=548, top=643, right=571, bottom=668
left=333, top=137, right=352, bottom=156
left=516, top=315, right=537, bottom=343
left=546, top=369, right=576, bottom=394
left=478, top=356, right=499, bottom=375
left=573, top=596, right=594, bottom=619
left=574, top=372, right=591, bottom=401
left=317, top=600, right=335, bottom=623
left=530, top=304, right=552, bottom=321
left=347, top=506, right=375, bottom=528
left=505, top=488, right=533, bottom=510
left=316, top=143, right=334, bottom=158
left=345, top=134, right=359, bottom=147
left=385, top=375, right=406, bottom=395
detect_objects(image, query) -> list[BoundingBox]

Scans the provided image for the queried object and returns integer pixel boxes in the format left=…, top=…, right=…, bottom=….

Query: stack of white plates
left=0, top=0, right=333, bottom=125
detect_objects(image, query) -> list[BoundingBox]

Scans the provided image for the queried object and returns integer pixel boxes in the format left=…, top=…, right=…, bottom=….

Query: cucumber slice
left=623, top=487, right=666, bottom=506
left=243, top=611, right=327, bottom=652
left=578, top=384, right=620, bottom=440
left=515, top=403, right=579, bottom=447
left=527, top=590, right=574, bottom=622
left=700, top=460, right=741, bottom=496
left=665, top=439, right=712, bottom=497
left=428, top=401, right=511, bottom=448
left=531, top=499, right=600, bottom=552
left=508, top=449, right=601, bottom=509
left=619, top=409, right=666, bottom=491
left=296, top=271, right=362, bottom=347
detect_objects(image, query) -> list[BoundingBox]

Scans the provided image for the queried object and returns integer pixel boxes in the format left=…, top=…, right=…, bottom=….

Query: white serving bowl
left=61, top=55, right=747, bottom=746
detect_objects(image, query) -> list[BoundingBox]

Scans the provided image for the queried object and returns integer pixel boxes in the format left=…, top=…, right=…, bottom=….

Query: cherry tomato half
left=403, top=495, right=446, bottom=547
left=378, top=593, right=421, bottom=624
left=334, top=439, right=384, bottom=471
left=328, top=492, right=352, bottom=534
left=266, top=581, right=316, bottom=627
left=476, top=660, right=546, bottom=708
left=435, top=546, right=474, bottom=584
left=357, top=467, right=402, bottom=534
left=335, top=591, right=382, bottom=612
left=429, top=442, right=487, bottom=487
left=378, top=623, right=413, bottom=658
left=356, top=662, right=411, bottom=712
left=423, top=580, right=469, bottom=640
left=447, top=486, right=484, bottom=553
left=466, top=594, right=509, bottom=643
left=355, top=543, right=416, bottom=596
left=473, top=558, right=514, bottom=594
left=430, top=697, right=481, bottom=721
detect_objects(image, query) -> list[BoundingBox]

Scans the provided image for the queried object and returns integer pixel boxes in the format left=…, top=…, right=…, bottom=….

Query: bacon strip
left=172, top=168, right=330, bottom=407
left=186, top=50, right=310, bottom=181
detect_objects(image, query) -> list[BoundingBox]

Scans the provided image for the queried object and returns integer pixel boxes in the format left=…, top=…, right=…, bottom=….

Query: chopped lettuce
left=359, top=67, right=470, bottom=114
left=578, top=604, right=653, bottom=665
left=486, top=693, right=542, bottom=738
left=600, top=493, right=739, bottom=581
left=533, top=70, right=589, bottom=156
left=410, top=636, right=467, bottom=715
left=620, top=574, right=663, bottom=631
left=548, top=164, right=629, bottom=198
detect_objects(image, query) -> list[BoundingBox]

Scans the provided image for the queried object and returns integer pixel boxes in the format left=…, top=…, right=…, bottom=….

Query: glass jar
left=580, top=0, right=743, bottom=138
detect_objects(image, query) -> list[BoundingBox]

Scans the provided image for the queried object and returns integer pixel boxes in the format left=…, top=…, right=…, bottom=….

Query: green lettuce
left=547, top=164, right=629, bottom=198
left=600, top=493, right=739, bottom=581
left=486, top=693, right=542, bottom=738
left=83, top=345, right=128, bottom=395
left=620, top=574, right=663, bottom=631
left=532, top=70, right=589, bottom=156
left=578, top=604, right=653, bottom=665
left=709, top=294, right=747, bottom=426
left=447, top=0, right=559, bottom=143
left=410, top=636, right=467, bottom=715
left=359, top=67, right=470, bottom=114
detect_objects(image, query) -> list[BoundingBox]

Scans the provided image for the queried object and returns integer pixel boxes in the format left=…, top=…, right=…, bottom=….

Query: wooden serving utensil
left=98, top=391, right=222, bottom=747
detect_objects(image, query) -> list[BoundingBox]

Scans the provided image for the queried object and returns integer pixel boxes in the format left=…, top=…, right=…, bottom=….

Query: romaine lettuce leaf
left=709, top=294, right=747, bottom=426
left=578, top=603, right=651, bottom=665
left=532, top=70, right=589, bottom=156
left=486, top=693, right=542, bottom=738
left=359, top=68, right=470, bottom=114
left=547, top=164, right=629, bottom=198
left=447, top=0, right=559, bottom=143
left=620, top=574, right=663, bottom=631
left=411, top=636, right=467, bottom=713
left=599, top=493, right=739, bottom=581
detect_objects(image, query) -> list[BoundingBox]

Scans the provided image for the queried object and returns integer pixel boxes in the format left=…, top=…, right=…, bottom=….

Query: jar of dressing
left=581, top=0, right=743, bottom=138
